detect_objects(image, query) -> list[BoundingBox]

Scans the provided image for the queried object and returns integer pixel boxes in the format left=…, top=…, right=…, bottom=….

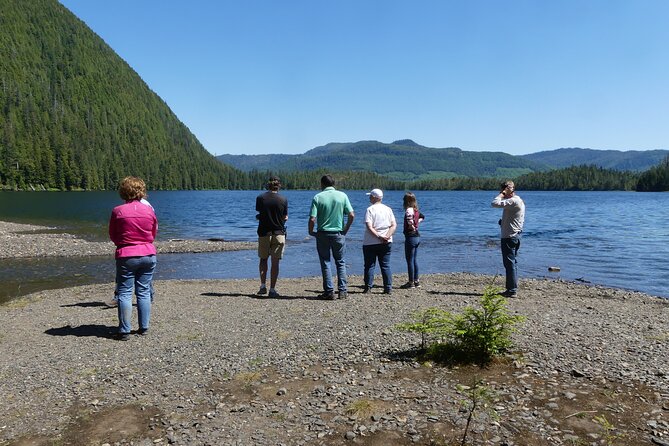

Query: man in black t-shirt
left=255, top=176, right=288, bottom=298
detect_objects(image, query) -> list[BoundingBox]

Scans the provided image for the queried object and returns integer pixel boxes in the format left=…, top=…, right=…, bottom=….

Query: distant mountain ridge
left=521, top=148, right=669, bottom=172
left=217, top=140, right=544, bottom=181
left=219, top=142, right=668, bottom=179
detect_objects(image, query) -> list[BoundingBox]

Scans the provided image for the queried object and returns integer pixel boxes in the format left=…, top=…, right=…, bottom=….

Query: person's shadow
left=60, top=302, right=115, bottom=309
left=201, top=291, right=326, bottom=301
left=45, top=324, right=116, bottom=339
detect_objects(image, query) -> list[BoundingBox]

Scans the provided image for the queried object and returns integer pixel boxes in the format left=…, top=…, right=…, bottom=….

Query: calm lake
left=1, top=190, right=668, bottom=302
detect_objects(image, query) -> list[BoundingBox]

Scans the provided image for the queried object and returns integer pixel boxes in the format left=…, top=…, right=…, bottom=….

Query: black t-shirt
left=256, top=191, right=288, bottom=236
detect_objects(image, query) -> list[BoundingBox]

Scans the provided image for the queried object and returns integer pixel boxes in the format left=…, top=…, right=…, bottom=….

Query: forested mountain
left=0, top=0, right=245, bottom=190
left=636, top=155, right=669, bottom=192
left=217, top=140, right=547, bottom=180
left=515, top=165, right=638, bottom=191
left=521, top=148, right=669, bottom=172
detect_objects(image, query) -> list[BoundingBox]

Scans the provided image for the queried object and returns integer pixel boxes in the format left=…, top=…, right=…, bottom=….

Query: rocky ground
left=0, top=221, right=253, bottom=258
left=1, top=271, right=667, bottom=446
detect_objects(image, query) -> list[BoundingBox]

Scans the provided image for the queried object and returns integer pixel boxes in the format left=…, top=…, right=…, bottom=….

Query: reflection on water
left=1, top=190, right=668, bottom=303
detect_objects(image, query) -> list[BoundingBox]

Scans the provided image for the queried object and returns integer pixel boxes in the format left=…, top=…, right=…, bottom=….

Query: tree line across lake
left=2, top=1, right=668, bottom=193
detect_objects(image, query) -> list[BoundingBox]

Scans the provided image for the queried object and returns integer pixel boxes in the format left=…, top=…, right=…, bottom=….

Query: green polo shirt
left=309, top=187, right=353, bottom=232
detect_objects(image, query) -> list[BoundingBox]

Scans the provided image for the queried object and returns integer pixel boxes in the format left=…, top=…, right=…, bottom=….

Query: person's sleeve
left=256, top=195, right=262, bottom=213
left=108, top=211, right=120, bottom=245
left=309, top=198, right=318, bottom=218
left=491, top=196, right=514, bottom=208
left=344, top=196, right=353, bottom=214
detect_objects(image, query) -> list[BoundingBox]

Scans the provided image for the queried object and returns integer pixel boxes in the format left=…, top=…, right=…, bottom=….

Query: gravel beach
left=1, top=273, right=667, bottom=446
left=1, top=220, right=668, bottom=445
left=0, top=221, right=253, bottom=258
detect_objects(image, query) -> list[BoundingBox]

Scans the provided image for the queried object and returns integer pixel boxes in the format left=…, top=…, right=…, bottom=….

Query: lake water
left=1, top=190, right=668, bottom=302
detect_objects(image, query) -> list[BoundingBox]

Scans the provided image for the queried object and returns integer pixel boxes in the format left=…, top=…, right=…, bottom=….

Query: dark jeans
left=316, top=231, right=347, bottom=293
left=501, top=236, right=520, bottom=293
left=363, top=243, right=392, bottom=290
left=404, top=235, right=420, bottom=283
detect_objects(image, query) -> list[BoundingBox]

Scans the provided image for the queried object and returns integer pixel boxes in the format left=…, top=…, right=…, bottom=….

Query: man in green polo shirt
left=308, top=174, right=355, bottom=300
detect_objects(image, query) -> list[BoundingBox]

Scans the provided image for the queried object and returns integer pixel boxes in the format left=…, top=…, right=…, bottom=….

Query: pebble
left=0, top=270, right=667, bottom=445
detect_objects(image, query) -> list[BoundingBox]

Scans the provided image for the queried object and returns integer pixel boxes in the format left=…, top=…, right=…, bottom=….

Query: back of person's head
left=500, top=180, right=515, bottom=191
left=267, top=176, right=281, bottom=191
left=321, top=175, right=335, bottom=189
left=403, top=192, right=418, bottom=210
left=119, top=176, right=147, bottom=201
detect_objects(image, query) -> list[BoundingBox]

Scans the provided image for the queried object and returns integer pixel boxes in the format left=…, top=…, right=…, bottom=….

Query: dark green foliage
left=0, top=0, right=246, bottom=190
left=636, top=155, right=669, bottom=192
left=514, top=165, right=639, bottom=191
left=245, top=168, right=404, bottom=191
left=396, top=287, right=524, bottom=366
left=522, top=147, right=669, bottom=172
left=218, top=139, right=547, bottom=180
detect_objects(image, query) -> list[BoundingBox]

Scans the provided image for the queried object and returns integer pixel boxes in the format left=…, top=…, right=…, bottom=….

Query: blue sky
left=58, top=0, right=669, bottom=156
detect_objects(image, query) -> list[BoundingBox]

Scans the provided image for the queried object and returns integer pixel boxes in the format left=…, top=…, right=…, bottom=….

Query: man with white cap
left=362, top=188, right=397, bottom=294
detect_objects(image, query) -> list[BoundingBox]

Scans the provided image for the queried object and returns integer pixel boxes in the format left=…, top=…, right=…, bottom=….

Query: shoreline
left=0, top=220, right=255, bottom=259
left=0, top=273, right=667, bottom=445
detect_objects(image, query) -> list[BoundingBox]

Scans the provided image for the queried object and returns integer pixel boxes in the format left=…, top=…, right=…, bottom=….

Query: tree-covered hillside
left=515, top=165, right=638, bottom=191
left=0, top=0, right=245, bottom=190
left=217, top=140, right=546, bottom=180
left=636, top=155, right=669, bottom=192
left=521, top=147, right=669, bottom=172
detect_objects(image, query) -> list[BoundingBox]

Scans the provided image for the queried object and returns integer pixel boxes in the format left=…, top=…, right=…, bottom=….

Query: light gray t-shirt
left=491, top=195, right=525, bottom=238
left=363, top=202, right=396, bottom=245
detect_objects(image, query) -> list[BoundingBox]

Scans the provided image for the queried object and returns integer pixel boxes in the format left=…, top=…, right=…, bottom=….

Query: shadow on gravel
left=60, top=301, right=114, bottom=308
left=45, top=324, right=115, bottom=338
left=427, top=290, right=480, bottom=297
left=200, top=291, right=331, bottom=301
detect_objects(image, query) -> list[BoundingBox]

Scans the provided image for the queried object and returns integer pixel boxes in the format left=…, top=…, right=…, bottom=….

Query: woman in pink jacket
left=109, top=177, right=158, bottom=341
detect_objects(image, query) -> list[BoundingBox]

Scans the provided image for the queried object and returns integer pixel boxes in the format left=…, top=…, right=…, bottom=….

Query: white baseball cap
left=366, top=188, right=383, bottom=198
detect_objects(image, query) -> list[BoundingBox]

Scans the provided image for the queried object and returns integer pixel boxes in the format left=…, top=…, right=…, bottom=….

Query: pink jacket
left=109, top=200, right=158, bottom=259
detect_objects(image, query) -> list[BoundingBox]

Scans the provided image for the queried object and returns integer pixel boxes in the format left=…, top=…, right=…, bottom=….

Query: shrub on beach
left=396, top=286, right=525, bottom=365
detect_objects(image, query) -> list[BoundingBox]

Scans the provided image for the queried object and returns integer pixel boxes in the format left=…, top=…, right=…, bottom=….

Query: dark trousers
left=501, top=236, right=520, bottom=293
left=363, top=243, right=392, bottom=291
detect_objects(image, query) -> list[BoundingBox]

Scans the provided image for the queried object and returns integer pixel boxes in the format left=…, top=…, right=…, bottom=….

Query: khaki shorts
left=258, top=234, right=286, bottom=259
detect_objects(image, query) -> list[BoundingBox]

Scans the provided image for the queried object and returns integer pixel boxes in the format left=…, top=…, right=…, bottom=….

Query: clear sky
left=58, top=0, right=669, bottom=156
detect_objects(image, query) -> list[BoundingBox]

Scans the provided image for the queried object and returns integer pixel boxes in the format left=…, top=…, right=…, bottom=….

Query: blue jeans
left=363, top=243, right=392, bottom=291
left=316, top=232, right=347, bottom=293
left=116, top=255, right=156, bottom=334
left=404, top=235, right=420, bottom=283
left=501, top=237, right=520, bottom=293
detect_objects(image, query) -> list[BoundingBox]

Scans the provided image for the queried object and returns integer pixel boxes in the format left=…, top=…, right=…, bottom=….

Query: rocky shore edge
left=0, top=220, right=254, bottom=258
left=0, top=271, right=667, bottom=445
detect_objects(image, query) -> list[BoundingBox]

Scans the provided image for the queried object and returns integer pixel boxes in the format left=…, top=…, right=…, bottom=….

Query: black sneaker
left=383, top=288, right=392, bottom=295
left=361, top=286, right=371, bottom=294
left=501, top=290, right=518, bottom=298
left=399, top=282, right=415, bottom=289
left=319, top=291, right=335, bottom=300
left=115, top=333, right=130, bottom=341
left=137, top=328, right=149, bottom=336
left=413, top=281, right=421, bottom=288
left=338, top=291, right=348, bottom=299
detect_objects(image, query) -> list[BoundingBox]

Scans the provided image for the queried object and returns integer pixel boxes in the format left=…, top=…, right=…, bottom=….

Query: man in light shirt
left=491, top=181, right=525, bottom=298
left=362, top=188, right=396, bottom=294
